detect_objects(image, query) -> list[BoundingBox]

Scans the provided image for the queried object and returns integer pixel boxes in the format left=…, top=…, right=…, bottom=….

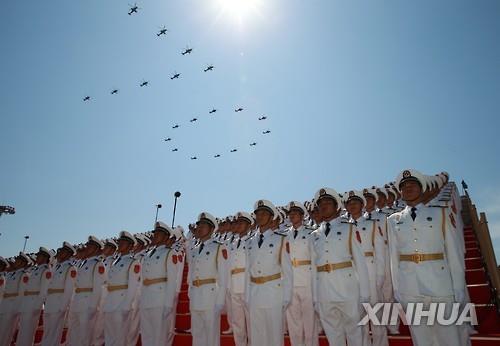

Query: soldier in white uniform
left=127, top=233, right=149, bottom=346
left=67, top=236, right=107, bottom=346
left=92, top=238, right=117, bottom=346
left=139, top=221, right=179, bottom=346
left=310, top=188, right=370, bottom=346
left=41, top=242, right=78, bottom=346
left=227, top=211, right=253, bottom=346
left=0, top=252, right=31, bottom=346
left=17, top=247, right=52, bottom=345
left=284, top=201, right=318, bottom=346
left=387, top=169, right=468, bottom=346
left=167, top=226, right=186, bottom=345
left=102, top=231, right=141, bottom=346
left=344, top=190, right=389, bottom=346
left=188, top=212, right=228, bottom=346
left=245, top=199, right=293, bottom=346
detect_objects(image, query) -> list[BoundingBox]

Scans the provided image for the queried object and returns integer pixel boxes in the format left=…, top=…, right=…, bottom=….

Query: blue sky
left=1, top=0, right=499, bottom=260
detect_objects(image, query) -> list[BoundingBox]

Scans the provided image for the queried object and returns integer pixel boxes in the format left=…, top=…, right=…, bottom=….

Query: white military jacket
left=0, top=269, right=27, bottom=314
left=140, top=245, right=178, bottom=310
left=44, top=260, right=77, bottom=313
left=244, top=228, right=293, bottom=308
left=387, top=203, right=465, bottom=298
left=227, top=234, right=249, bottom=294
left=20, top=263, right=52, bottom=313
left=310, top=218, right=370, bottom=304
left=71, top=256, right=107, bottom=313
left=188, top=238, right=227, bottom=310
left=286, top=225, right=314, bottom=287
left=102, top=254, right=141, bottom=312
left=354, top=214, right=386, bottom=281
left=173, top=245, right=185, bottom=294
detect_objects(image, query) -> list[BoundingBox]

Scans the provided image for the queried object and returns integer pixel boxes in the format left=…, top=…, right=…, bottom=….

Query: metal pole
left=155, top=204, right=162, bottom=223
left=172, top=191, right=181, bottom=228
left=23, top=235, right=29, bottom=252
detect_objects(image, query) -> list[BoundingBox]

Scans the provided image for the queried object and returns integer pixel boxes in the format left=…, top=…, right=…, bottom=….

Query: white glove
left=454, top=289, right=465, bottom=304
left=163, top=306, right=173, bottom=319
left=282, top=300, right=290, bottom=311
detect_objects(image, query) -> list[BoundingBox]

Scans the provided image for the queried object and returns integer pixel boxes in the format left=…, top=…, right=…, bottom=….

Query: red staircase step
left=466, top=269, right=488, bottom=285
left=175, top=314, right=191, bottom=330
left=466, top=257, right=483, bottom=270
left=221, top=314, right=230, bottom=332
left=177, top=300, right=189, bottom=314
left=179, top=291, right=189, bottom=301
left=467, top=284, right=493, bottom=304
left=475, top=304, right=500, bottom=334
left=466, top=249, right=481, bottom=259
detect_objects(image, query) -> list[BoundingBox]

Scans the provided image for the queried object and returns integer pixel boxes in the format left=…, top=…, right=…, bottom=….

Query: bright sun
left=217, top=0, right=262, bottom=21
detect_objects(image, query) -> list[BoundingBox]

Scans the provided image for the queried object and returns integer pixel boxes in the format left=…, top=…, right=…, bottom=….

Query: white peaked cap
left=395, top=169, right=428, bottom=192
left=119, top=231, right=137, bottom=247
left=313, top=187, right=343, bottom=209
left=342, top=190, right=366, bottom=207
left=197, top=212, right=218, bottom=232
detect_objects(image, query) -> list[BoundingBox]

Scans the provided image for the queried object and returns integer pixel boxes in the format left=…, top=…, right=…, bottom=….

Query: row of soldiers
left=184, top=169, right=470, bottom=346
left=0, top=224, right=186, bottom=346
left=0, top=168, right=470, bottom=346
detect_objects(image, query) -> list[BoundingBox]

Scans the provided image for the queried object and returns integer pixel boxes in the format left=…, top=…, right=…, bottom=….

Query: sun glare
left=217, top=0, right=262, bottom=22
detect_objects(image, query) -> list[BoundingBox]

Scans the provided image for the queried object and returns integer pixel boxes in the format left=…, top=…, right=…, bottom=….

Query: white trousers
left=224, top=291, right=233, bottom=331
left=230, top=292, right=250, bottom=346
left=0, top=312, right=19, bottom=346
left=91, top=310, right=104, bottom=346
left=166, top=295, right=179, bottom=345
left=140, top=307, right=172, bottom=346
left=41, top=311, right=67, bottom=346
left=104, top=311, right=132, bottom=346
left=318, top=301, right=363, bottom=346
left=286, top=286, right=318, bottom=346
left=400, top=295, right=465, bottom=346
left=67, top=309, right=98, bottom=346
left=191, top=308, right=221, bottom=346
left=127, top=307, right=140, bottom=346
left=362, top=314, right=389, bottom=346
left=17, top=310, right=41, bottom=346
left=249, top=305, right=284, bottom=346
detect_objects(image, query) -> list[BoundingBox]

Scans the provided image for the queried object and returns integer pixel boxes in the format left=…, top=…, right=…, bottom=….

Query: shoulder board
left=214, top=240, right=224, bottom=245
left=274, top=231, right=287, bottom=237
left=428, top=205, right=447, bottom=208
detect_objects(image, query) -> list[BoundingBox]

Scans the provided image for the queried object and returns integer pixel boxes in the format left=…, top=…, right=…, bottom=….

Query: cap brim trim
left=254, top=206, right=274, bottom=215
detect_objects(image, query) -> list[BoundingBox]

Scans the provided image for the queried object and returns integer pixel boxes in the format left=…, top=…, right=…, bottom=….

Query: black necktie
left=198, top=243, right=204, bottom=254
left=237, top=239, right=241, bottom=249
left=368, top=213, right=372, bottom=220
left=411, top=207, right=417, bottom=221
left=258, top=233, right=264, bottom=248
left=325, top=222, right=331, bottom=237
left=293, top=229, right=298, bottom=239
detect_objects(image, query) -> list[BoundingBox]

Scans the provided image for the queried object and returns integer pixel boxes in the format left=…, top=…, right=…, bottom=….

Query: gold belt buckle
left=325, top=264, right=332, bottom=273
left=412, top=253, right=422, bottom=263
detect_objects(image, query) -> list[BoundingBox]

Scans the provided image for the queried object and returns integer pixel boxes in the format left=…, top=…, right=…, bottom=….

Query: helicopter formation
left=82, top=3, right=273, bottom=161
